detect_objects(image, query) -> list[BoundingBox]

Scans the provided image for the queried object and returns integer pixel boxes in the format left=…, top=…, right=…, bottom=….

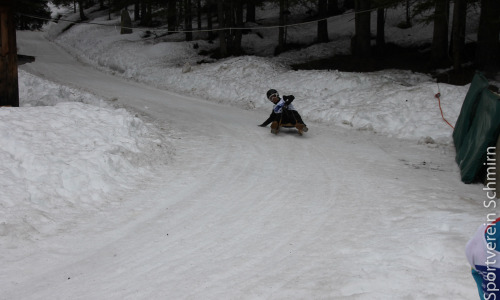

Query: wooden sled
left=271, top=122, right=308, bottom=135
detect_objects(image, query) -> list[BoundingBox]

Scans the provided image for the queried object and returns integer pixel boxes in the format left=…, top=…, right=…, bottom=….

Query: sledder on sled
left=258, top=89, right=309, bottom=135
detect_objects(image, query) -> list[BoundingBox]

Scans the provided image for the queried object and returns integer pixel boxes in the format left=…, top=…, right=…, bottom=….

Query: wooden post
left=0, top=0, right=18, bottom=107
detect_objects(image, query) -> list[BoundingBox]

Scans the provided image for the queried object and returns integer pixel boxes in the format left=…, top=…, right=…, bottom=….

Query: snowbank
left=0, top=70, right=172, bottom=240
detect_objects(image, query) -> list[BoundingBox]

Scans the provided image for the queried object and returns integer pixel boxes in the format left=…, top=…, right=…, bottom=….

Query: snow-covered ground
left=2, top=3, right=497, bottom=299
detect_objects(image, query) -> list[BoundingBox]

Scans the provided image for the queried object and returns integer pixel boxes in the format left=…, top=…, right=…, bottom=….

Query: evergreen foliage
left=16, top=0, right=51, bottom=30
left=14, top=0, right=500, bottom=74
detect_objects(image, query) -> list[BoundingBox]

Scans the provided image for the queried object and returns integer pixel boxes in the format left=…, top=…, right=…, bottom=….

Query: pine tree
left=16, top=0, right=51, bottom=30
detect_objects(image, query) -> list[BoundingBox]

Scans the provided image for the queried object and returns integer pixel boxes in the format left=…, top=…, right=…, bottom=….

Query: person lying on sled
left=258, top=89, right=308, bottom=134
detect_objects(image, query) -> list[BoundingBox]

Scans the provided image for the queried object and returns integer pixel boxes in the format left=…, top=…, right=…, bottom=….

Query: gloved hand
left=283, top=95, right=295, bottom=105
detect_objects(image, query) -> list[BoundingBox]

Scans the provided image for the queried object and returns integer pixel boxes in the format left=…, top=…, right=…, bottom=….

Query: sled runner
left=270, top=121, right=308, bottom=135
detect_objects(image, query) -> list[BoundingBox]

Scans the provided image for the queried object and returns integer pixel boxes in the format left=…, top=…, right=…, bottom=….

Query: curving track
left=9, top=31, right=482, bottom=299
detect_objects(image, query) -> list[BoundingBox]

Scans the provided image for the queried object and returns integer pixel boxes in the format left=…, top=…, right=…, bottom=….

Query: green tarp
left=453, top=73, right=500, bottom=183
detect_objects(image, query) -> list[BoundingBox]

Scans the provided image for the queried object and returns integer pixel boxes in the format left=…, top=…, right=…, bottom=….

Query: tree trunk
left=376, top=8, right=385, bottom=48
left=78, top=0, right=86, bottom=20
left=233, top=0, right=244, bottom=55
left=217, top=0, right=228, bottom=57
left=475, top=0, right=500, bottom=71
left=141, top=0, right=146, bottom=23
left=140, top=0, right=147, bottom=25
left=108, top=0, right=111, bottom=20
left=139, top=0, right=152, bottom=26
left=213, top=0, right=244, bottom=56
left=317, top=0, right=329, bottom=43
left=352, top=0, right=371, bottom=58
left=185, top=0, right=193, bottom=41
left=227, top=0, right=235, bottom=52
left=451, top=0, right=466, bottom=71
left=121, top=9, right=133, bottom=34
left=0, top=2, right=19, bottom=107
left=431, top=0, right=449, bottom=67
left=405, top=0, right=411, bottom=27
left=147, top=1, right=152, bottom=25
left=197, top=0, right=202, bottom=30
left=134, top=1, right=140, bottom=21
left=207, top=0, right=214, bottom=39
left=246, top=0, right=256, bottom=23
left=277, top=0, right=286, bottom=54
left=168, top=0, right=176, bottom=32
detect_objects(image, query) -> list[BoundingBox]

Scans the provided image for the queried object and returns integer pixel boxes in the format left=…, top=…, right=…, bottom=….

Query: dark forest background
left=15, top=0, right=500, bottom=85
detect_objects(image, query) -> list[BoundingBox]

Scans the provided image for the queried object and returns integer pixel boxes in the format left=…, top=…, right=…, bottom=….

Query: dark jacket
left=259, top=95, right=305, bottom=126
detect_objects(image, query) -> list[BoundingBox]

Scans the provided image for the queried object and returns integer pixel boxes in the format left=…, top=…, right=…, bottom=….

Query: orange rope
left=435, top=92, right=454, bottom=129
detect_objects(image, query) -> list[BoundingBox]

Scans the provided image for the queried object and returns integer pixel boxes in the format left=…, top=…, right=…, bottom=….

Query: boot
left=271, top=121, right=279, bottom=134
left=295, top=123, right=305, bottom=135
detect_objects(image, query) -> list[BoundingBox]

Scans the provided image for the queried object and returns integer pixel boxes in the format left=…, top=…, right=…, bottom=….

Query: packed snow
left=2, top=3, right=498, bottom=299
